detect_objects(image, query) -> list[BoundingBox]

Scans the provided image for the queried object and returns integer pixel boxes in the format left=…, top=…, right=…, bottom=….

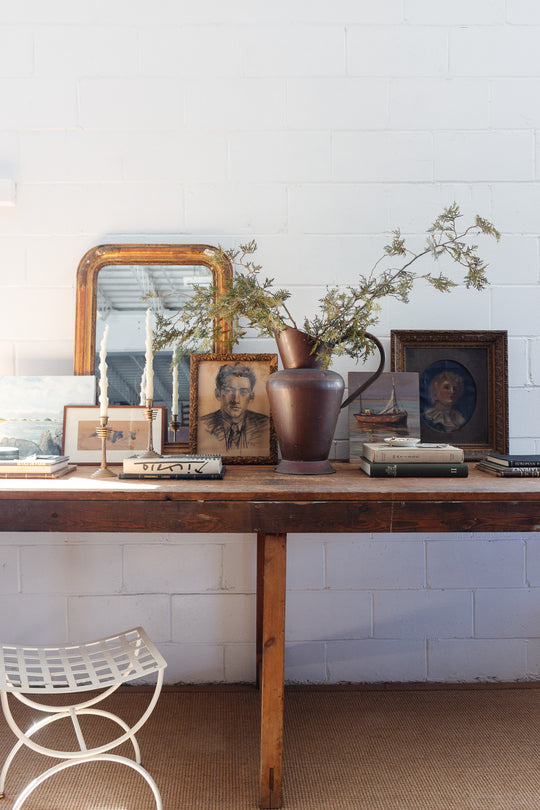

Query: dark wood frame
left=390, top=330, right=508, bottom=460
left=73, top=243, right=233, bottom=455
left=189, top=353, right=278, bottom=465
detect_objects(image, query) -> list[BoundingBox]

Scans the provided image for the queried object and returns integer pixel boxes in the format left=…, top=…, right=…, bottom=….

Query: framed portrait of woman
left=390, top=330, right=508, bottom=460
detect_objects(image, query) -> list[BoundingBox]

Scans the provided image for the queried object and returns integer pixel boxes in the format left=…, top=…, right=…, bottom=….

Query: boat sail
left=354, top=378, right=408, bottom=427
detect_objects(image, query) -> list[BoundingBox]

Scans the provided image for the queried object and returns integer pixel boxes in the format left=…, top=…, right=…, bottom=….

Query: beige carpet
left=1, top=684, right=540, bottom=809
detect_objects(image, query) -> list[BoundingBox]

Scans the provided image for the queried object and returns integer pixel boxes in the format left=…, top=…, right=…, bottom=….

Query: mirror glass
left=95, top=264, right=213, bottom=443
left=74, top=244, right=233, bottom=452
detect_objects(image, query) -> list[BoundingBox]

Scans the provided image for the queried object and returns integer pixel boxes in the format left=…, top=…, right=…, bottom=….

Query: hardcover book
left=0, top=464, right=77, bottom=479
left=484, top=454, right=540, bottom=468
left=359, top=458, right=469, bottom=478
left=122, top=454, right=222, bottom=477
left=362, top=442, right=463, bottom=463
left=118, top=470, right=225, bottom=480
left=0, top=454, right=69, bottom=474
left=477, top=461, right=540, bottom=477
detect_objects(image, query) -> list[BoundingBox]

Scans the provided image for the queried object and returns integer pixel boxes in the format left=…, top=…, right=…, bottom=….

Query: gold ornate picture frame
left=189, top=353, right=278, bottom=464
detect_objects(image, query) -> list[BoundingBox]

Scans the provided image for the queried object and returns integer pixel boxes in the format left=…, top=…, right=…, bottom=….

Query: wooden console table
left=1, top=463, right=540, bottom=808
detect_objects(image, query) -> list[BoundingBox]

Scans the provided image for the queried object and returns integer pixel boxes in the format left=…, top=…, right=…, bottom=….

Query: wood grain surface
left=0, top=464, right=539, bottom=534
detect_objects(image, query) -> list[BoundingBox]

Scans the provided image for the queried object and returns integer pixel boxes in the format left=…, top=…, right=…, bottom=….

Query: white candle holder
left=90, top=416, right=118, bottom=479
left=138, top=398, right=162, bottom=458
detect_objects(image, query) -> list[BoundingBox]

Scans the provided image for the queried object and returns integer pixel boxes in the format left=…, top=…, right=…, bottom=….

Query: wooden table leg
left=256, top=531, right=265, bottom=689
left=258, top=531, right=287, bottom=809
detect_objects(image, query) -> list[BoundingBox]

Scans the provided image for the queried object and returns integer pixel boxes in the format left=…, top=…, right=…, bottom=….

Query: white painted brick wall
left=2, top=2, right=540, bottom=684
left=428, top=639, right=527, bottom=682
left=427, top=539, right=525, bottom=588
left=326, top=539, right=425, bottom=590
left=123, top=544, right=222, bottom=593
left=434, top=132, right=534, bottom=182
left=389, top=79, right=490, bottom=130
left=21, top=544, right=123, bottom=594
left=171, top=594, right=256, bottom=643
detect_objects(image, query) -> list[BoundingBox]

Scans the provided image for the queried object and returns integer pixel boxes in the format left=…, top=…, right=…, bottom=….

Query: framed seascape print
left=189, top=353, right=278, bottom=464
left=0, top=375, right=96, bottom=458
left=390, top=330, right=508, bottom=461
left=347, top=371, right=421, bottom=463
left=63, top=405, right=166, bottom=464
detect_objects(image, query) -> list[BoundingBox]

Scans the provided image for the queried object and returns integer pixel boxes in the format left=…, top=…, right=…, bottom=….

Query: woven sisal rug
left=1, top=684, right=539, bottom=809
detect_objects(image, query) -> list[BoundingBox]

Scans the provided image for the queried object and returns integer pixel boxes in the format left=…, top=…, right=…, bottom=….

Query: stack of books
left=359, top=442, right=467, bottom=477
left=119, top=454, right=224, bottom=480
left=0, top=454, right=76, bottom=479
left=476, top=453, right=540, bottom=477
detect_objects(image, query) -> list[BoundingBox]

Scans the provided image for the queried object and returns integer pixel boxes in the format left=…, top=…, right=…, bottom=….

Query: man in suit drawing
left=199, top=362, right=269, bottom=454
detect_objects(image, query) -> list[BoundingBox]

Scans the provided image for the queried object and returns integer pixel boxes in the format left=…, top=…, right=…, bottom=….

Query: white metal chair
left=0, top=626, right=167, bottom=810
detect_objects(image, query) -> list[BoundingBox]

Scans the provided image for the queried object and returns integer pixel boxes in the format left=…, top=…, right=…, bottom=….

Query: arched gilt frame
left=73, top=243, right=233, bottom=453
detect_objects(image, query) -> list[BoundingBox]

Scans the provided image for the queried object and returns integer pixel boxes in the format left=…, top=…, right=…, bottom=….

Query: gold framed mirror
left=74, top=243, right=233, bottom=453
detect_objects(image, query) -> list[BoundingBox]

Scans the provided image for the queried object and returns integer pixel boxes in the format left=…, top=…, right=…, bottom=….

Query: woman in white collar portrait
left=422, top=369, right=468, bottom=433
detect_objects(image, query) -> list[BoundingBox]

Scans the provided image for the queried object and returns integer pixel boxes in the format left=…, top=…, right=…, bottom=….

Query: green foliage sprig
left=153, top=204, right=500, bottom=369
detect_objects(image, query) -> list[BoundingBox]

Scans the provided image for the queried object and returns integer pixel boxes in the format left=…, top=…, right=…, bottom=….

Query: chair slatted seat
left=0, top=627, right=166, bottom=810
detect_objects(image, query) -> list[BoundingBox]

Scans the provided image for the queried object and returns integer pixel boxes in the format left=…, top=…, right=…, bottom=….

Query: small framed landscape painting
left=0, top=375, right=96, bottom=458
left=348, top=371, right=421, bottom=462
left=63, top=405, right=166, bottom=464
left=189, top=353, right=278, bottom=464
left=390, top=330, right=508, bottom=461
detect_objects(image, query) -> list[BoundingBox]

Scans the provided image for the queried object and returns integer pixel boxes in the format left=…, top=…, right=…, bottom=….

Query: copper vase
left=267, top=327, right=385, bottom=475
left=267, top=328, right=343, bottom=474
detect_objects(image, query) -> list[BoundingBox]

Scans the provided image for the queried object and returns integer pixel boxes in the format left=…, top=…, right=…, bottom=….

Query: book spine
left=362, top=461, right=469, bottom=477
left=0, top=465, right=76, bottom=479
left=122, top=459, right=220, bottom=475
left=478, top=465, right=540, bottom=477
left=0, top=456, right=69, bottom=466
left=118, top=472, right=225, bottom=480
left=485, top=456, right=540, bottom=467
left=501, top=461, right=540, bottom=468
left=367, top=450, right=463, bottom=463
left=0, top=465, right=69, bottom=474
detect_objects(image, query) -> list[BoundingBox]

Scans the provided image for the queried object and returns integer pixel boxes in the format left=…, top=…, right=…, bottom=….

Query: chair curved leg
left=74, top=708, right=142, bottom=762
left=2, top=696, right=143, bottom=761
left=0, top=713, right=64, bottom=796
left=0, top=707, right=142, bottom=796
left=2, top=670, right=164, bottom=761
left=0, top=738, right=23, bottom=797
left=11, top=754, right=163, bottom=810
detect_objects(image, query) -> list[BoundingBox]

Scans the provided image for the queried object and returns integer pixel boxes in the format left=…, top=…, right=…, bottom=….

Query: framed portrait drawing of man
left=390, top=330, right=508, bottom=461
left=189, top=353, right=278, bottom=464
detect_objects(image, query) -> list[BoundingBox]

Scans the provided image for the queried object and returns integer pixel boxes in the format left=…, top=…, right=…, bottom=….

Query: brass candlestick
left=169, top=413, right=180, bottom=442
left=139, top=398, right=161, bottom=458
left=90, top=415, right=117, bottom=479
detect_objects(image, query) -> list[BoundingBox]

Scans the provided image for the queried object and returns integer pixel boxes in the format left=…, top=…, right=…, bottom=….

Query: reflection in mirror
left=74, top=244, right=233, bottom=452
left=95, top=264, right=213, bottom=443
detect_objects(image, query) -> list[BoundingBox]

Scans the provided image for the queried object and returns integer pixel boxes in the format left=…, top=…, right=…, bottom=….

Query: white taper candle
left=98, top=323, right=109, bottom=417
left=172, top=346, right=179, bottom=416
left=140, top=366, right=146, bottom=406
left=145, top=308, right=154, bottom=400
